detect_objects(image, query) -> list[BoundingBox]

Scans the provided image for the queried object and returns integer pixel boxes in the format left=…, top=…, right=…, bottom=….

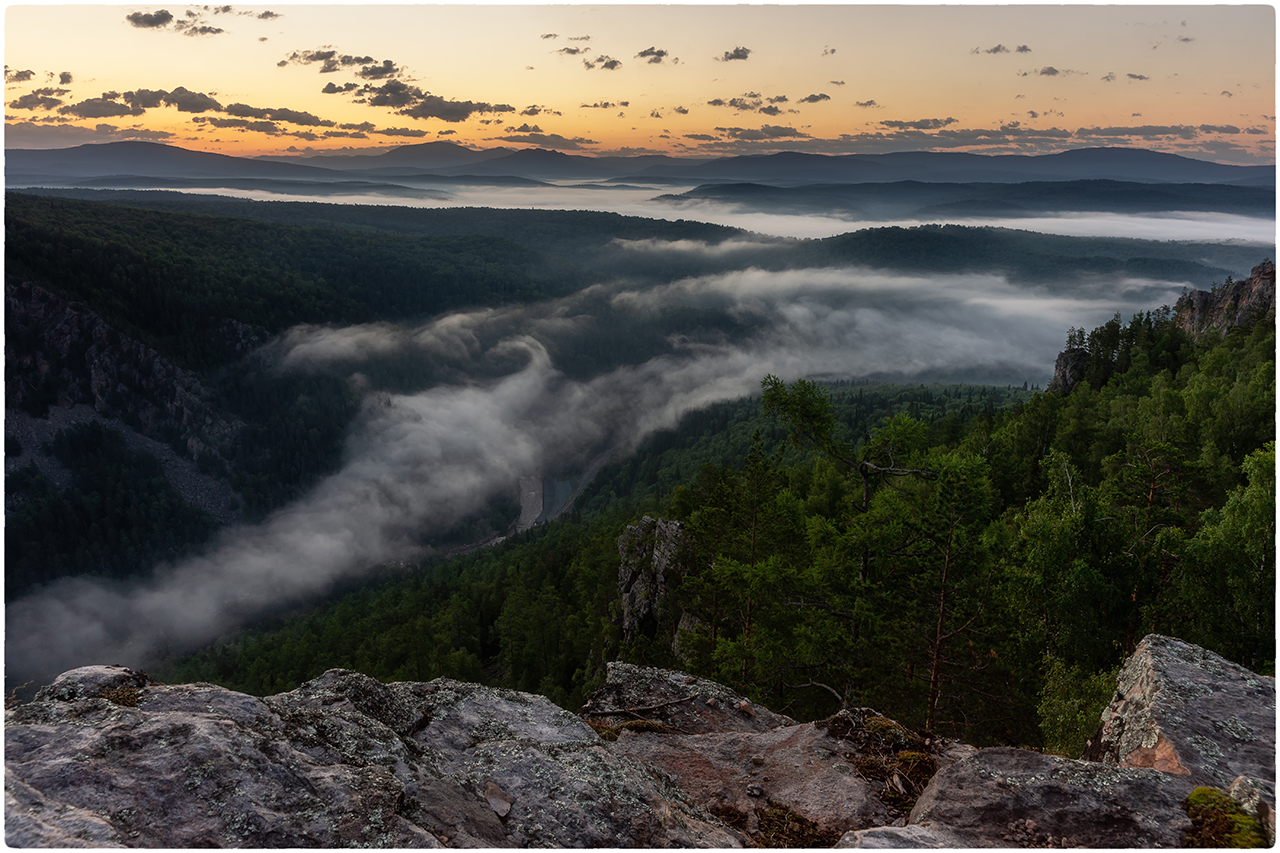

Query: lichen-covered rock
left=1174, top=259, right=1276, bottom=340
left=835, top=824, right=971, bottom=848
left=6, top=667, right=742, bottom=848
left=905, top=747, right=1198, bottom=847
left=1229, top=775, right=1276, bottom=846
left=1047, top=346, right=1090, bottom=395
left=617, top=515, right=688, bottom=645
left=1081, top=633, right=1276, bottom=801
left=580, top=661, right=795, bottom=735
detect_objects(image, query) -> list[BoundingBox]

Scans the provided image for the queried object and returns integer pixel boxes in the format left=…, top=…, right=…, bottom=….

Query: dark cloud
left=283, top=49, right=375, bottom=73
left=1016, top=45, right=1032, bottom=53
left=683, top=133, right=720, bottom=141
left=1177, top=36, right=1194, bottom=43
left=520, top=104, right=560, bottom=117
left=120, top=89, right=165, bottom=109
left=163, top=86, right=222, bottom=112
left=673, top=105, right=689, bottom=115
left=1127, top=73, right=1149, bottom=81
left=212, top=5, right=232, bottom=13
left=224, top=102, right=271, bottom=118
left=5, top=68, right=35, bottom=83
left=1027, top=110, right=1040, bottom=119
left=58, top=72, right=73, bottom=85
left=1039, top=66, right=1060, bottom=76
left=358, top=60, right=401, bottom=80
left=321, top=82, right=359, bottom=95
left=1076, top=124, right=1198, bottom=139
left=567, top=35, right=591, bottom=41
left=59, top=97, right=145, bottom=118
left=541, top=33, right=558, bottom=39
left=371, top=126, right=429, bottom=137
left=338, top=121, right=375, bottom=132
left=758, top=105, right=781, bottom=117
left=1101, top=72, right=1117, bottom=82
left=583, top=55, right=622, bottom=71
left=1221, top=90, right=1233, bottom=97
left=799, top=93, right=830, bottom=104
left=358, top=79, right=421, bottom=108
left=830, top=80, right=845, bottom=86
left=126, top=9, right=173, bottom=28
left=182, top=25, right=224, bottom=36
left=718, top=46, right=752, bottom=61
left=983, top=44, right=1010, bottom=54
left=714, top=124, right=810, bottom=140
left=505, top=123, right=543, bottom=133
left=580, top=101, right=627, bottom=109
left=556, top=47, right=585, bottom=56
left=855, top=100, right=879, bottom=108
left=822, top=46, right=836, bottom=56
left=1245, top=126, right=1265, bottom=134
left=8, top=89, right=67, bottom=111
left=193, top=116, right=280, bottom=133
left=1199, top=124, right=1240, bottom=134
left=636, top=46, right=669, bottom=64
left=398, top=92, right=516, bottom=123
left=489, top=131, right=597, bottom=149
left=649, top=110, right=662, bottom=119
left=880, top=116, right=957, bottom=130
left=767, top=95, right=788, bottom=104
left=437, top=129, right=456, bottom=136
left=257, top=11, right=281, bottom=19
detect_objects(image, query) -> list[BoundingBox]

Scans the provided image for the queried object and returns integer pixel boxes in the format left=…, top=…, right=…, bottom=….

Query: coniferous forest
left=5, top=191, right=1275, bottom=752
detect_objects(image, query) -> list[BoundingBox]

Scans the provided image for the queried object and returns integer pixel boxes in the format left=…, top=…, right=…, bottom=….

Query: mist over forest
left=4, top=145, right=1275, bottom=742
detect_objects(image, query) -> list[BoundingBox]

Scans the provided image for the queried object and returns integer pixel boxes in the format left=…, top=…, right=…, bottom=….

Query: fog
left=6, top=259, right=1192, bottom=684
left=176, top=183, right=1276, bottom=243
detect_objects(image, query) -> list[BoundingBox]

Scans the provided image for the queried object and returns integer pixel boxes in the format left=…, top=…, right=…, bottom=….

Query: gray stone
left=907, top=746, right=1196, bottom=847
left=836, top=824, right=971, bottom=848
left=1081, top=634, right=1276, bottom=800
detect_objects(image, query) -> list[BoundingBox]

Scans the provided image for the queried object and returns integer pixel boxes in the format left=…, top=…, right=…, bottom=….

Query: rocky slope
left=6, top=634, right=1273, bottom=848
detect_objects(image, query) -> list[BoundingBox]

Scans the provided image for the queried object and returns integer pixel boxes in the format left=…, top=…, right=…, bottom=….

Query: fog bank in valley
left=6, top=261, right=1193, bottom=683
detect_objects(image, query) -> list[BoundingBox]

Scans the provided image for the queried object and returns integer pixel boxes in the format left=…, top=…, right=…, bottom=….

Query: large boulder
left=1081, top=634, right=1275, bottom=796
left=6, top=666, right=742, bottom=848
left=841, top=747, right=1197, bottom=848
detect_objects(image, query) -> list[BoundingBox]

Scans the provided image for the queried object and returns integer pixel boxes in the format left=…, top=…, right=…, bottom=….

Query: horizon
left=4, top=4, right=1275, bottom=165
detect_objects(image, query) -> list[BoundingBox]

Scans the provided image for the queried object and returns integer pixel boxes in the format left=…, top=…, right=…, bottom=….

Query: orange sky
left=4, top=4, right=1275, bottom=163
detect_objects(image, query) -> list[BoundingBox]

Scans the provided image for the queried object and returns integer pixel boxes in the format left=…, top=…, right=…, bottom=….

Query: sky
left=3, top=3, right=1276, bottom=163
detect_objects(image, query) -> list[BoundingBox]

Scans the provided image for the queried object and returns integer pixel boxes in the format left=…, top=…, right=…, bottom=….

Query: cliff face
left=5, top=277, right=253, bottom=464
left=1174, top=259, right=1276, bottom=341
left=7, top=635, right=1273, bottom=848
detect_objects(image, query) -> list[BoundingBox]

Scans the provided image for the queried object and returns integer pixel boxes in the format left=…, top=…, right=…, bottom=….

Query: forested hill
left=160, top=297, right=1275, bottom=751
left=4, top=192, right=586, bottom=371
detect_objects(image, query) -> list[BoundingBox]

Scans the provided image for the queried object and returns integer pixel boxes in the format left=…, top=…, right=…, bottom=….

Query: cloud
left=126, top=9, right=174, bottom=28
left=822, top=46, right=836, bottom=56
left=673, top=106, right=689, bottom=115
left=568, top=35, right=591, bottom=41
left=1198, top=124, right=1240, bottom=134
left=541, top=33, right=558, bottom=39
left=321, top=82, right=359, bottom=94
left=1016, top=45, right=1032, bottom=53
left=830, top=80, right=846, bottom=86
left=799, top=93, right=830, bottom=104
left=58, top=72, right=73, bottom=85
left=3, top=119, right=176, bottom=147
left=649, top=110, right=662, bottom=119
left=855, top=100, right=879, bottom=108
left=520, top=104, right=561, bottom=117
left=1027, top=110, right=1039, bottom=119
left=357, top=60, right=401, bottom=80
left=581, top=101, right=627, bottom=109
left=1127, top=73, right=1149, bottom=81
left=880, top=116, right=957, bottom=130
left=1038, top=66, right=1060, bottom=76
left=1076, top=124, right=1198, bottom=139
left=163, top=86, right=222, bottom=112
left=58, top=97, right=145, bottom=118
left=5, top=68, right=35, bottom=82
left=8, top=88, right=69, bottom=111
left=438, top=129, right=456, bottom=136
left=684, top=133, right=720, bottom=141
left=399, top=93, right=516, bottom=122
left=584, top=55, right=622, bottom=71
left=636, top=46, right=669, bottom=64
left=282, top=48, right=375, bottom=73
left=505, top=123, right=543, bottom=133
left=1101, top=72, right=1117, bottom=82
left=714, top=124, right=811, bottom=140
left=183, top=25, right=224, bottom=36
left=718, top=46, right=752, bottom=61
left=1220, top=90, right=1233, bottom=97
left=767, top=95, right=788, bottom=104
left=556, top=47, right=585, bottom=56
left=758, top=105, right=781, bottom=117
left=489, top=131, right=597, bottom=149
left=371, top=126, right=430, bottom=138
left=983, top=44, right=1010, bottom=54
left=257, top=10, right=281, bottom=19
left=1177, top=36, right=1194, bottom=43
left=225, top=103, right=334, bottom=127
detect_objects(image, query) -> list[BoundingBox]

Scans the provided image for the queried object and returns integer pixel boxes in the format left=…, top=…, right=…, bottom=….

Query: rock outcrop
left=7, top=635, right=1274, bottom=848
left=616, top=515, right=689, bottom=645
left=1174, top=259, right=1276, bottom=341
left=5, top=277, right=250, bottom=465
left=1047, top=346, right=1089, bottom=395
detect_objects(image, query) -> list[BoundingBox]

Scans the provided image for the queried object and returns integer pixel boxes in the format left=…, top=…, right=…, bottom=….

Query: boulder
left=1081, top=634, right=1275, bottom=801
left=6, top=666, right=743, bottom=848
left=895, top=747, right=1197, bottom=847
left=580, top=661, right=795, bottom=735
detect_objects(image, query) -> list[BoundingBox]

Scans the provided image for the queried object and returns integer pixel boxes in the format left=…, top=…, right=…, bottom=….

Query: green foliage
left=1036, top=656, right=1118, bottom=757
left=1183, top=786, right=1268, bottom=848
left=4, top=423, right=221, bottom=600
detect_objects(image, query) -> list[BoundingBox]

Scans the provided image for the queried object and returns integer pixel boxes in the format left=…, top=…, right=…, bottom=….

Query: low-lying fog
left=174, top=182, right=1278, bottom=243
left=7, top=250, right=1200, bottom=684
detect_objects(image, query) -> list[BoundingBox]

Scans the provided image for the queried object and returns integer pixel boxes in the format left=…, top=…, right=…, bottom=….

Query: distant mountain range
left=8, top=141, right=1274, bottom=188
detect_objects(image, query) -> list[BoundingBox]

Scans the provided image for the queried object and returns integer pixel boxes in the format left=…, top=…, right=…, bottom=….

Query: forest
left=158, top=305, right=1274, bottom=751
left=5, top=191, right=1274, bottom=753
